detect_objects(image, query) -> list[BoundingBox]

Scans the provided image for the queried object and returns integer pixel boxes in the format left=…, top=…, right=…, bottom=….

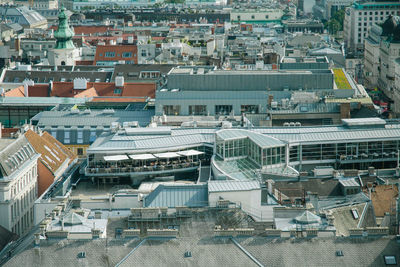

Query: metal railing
left=86, top=161, right=201, bottom=175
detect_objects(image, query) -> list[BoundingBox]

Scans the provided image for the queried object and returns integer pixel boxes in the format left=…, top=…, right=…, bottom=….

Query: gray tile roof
left=0, top=135, right=37, bottom=178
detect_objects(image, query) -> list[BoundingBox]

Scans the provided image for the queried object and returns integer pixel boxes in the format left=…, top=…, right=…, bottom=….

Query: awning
left=153, top=152, right=181, bottom=159
left=129, top=154, right=156, bottom=160
left=177, top=150, right=205, bottom=156
left=104, top=155, right=129, bottom=161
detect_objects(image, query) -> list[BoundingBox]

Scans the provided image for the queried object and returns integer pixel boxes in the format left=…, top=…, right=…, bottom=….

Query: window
left=141, top=50, right=147, bottom=57
left=105, top=52, right=115, bottom=57
left=189, top=105, right=207, bottom=115
left=77, top=148, right=84, bottom=156
left=122, top=52, right=132, bottom=58
left=77, top=131, right=83, bottom=144
left=64, top=131, right=70, bottom=144
left=99, top=53, right=103, bottom=57
left=89, top=130, right=97, bottom=143
left=384, top=256, right=397, bottom=265
left=163, top=105, right=180, bottom=115
left=114, top=88, right=122, bottom=94
left=215, top=105, right=232, bottom=115
left=251, top=15, right=255, bottom=19
left=241, top=105, right=259, bottom=114
left=237, top=15, right=241, bottom=20
left=51, top=130, right=57, bottom=138
left=265, top=15, right=269, bottom=19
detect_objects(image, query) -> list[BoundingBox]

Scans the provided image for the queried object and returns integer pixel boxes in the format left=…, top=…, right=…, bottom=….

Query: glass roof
left=216, top=129, right=285, bottom=148
left=213, top=157, right=261, bottom=180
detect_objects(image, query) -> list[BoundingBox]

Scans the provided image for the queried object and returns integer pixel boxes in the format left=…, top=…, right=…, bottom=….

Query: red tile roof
left=24, top=130, right=70, bottom=175
left=370, top=185, right=399, bottom=217
left=74, top=87, right=98, bottom=98
left=49, top=25, right=115, bottom=35
left=5, top=86, right=24, bottom=97
left=28, top=84, right=49, bottom=97
left=75, top=60, right=94, bottom=65
left=5, top=85, right=49, bottom=97
left=41, top=131, right=77, bottom=162
left=94, top=45, right=138, bottom=64
left=51, top=82, right=155, bottom=98
left=90, top=96, right=148, bottom=103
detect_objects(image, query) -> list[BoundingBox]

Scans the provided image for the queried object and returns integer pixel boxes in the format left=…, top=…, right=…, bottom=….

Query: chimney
left=73, top=78, right=87, bottom=90
left=115, top=76, right=124, bottom=87
left=266, top=179, right=275, bottom=195
left=307, top=192, right=319, bottom=213
left=23, top=79, right=34, bottom=97
left=268, top=95, right=273, bottom=107
left=340, top=102, right=351, bottom=119
left=34, top=233, right=40, bottom=247
left=24, top=83, right=29, bottom=97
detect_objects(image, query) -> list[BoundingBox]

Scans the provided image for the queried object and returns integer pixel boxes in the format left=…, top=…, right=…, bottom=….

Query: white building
left=208, top=180, right=276, bottom=221
left=137, top=43, right=156, bottom=64
left=71, top=0, right=162, bottom=11
left=0, top=136, right=40, bottom=236
left=364, top=24, right=382, bottom=88
left=344, top=1, right=400, bottom=53
left=230, top=9, right=284, bottom=24
left=363, top=15, right=400, bottom=114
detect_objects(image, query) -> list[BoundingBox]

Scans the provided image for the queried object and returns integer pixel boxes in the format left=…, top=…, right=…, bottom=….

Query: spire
left=54, top=7, right=75, bottom=49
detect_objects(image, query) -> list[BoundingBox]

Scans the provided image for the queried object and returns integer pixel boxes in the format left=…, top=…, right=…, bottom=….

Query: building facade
left=0, top=136, right=40, bottom=236
left=230, top=9, right=284, bottom=24
left=344, top=1, right=400, bottom=53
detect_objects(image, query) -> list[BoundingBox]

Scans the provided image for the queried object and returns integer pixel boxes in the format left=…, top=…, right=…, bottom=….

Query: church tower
left=48, top=7, right=81, bottom=66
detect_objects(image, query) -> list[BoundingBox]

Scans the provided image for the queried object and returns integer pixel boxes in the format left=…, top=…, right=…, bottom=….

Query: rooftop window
left=105, top=52, right=115, bottom=58
left=384, top=256, right=397, bottom=265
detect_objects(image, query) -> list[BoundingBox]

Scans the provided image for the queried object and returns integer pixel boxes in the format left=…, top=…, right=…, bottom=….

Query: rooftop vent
left=73, top=78, right=87, bottom=90
left=336, top=250, right=344, bottom=257
left=103, top=109, right=115, bottom=114
left=184, top=251, right=192, bottom=258
left=115, top=76, right=124, bottom=87
left=77, top=252, right=86, bottom=259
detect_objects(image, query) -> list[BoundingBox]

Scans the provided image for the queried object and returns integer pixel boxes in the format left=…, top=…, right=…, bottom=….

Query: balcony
left=85, top=159, right=202, bottom=177
left=337, top=151, right=398, bottom=163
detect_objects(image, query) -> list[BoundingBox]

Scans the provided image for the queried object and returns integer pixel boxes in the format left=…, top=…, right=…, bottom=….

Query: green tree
left=325, top=9, right=345, bottom=34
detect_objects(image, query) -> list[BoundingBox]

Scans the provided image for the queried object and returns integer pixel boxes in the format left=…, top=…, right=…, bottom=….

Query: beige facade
left=0, top=136, right=40, bottom=236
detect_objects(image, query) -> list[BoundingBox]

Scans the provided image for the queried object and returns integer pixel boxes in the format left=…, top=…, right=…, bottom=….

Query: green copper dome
left=54, top=7, right=75, bottom=49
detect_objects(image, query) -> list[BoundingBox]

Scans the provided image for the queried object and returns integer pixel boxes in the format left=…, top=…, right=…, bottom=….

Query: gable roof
left=41, top=131, right=77, bottom=162
left=5, top=85, right=49, bottom=97
left=51, top=82, right=155, bottom=98
left=5, top=86, right=25, bottom=97
left=24, top=130, right=70, bottom=175
left=0, top=135, right=36, bottom=178
left=74, top=87, right=98, bottom=98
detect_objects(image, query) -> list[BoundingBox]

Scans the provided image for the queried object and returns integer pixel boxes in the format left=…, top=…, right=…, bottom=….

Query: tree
left=325, top=9, right=345, bottom=34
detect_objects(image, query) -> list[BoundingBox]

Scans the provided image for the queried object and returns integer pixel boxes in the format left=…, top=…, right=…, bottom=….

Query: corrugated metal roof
left=339, top=178, right=360, bottom=187
left=36, top=110, right=153, bottom=127
left=208, top=180, right=260, bottom=192
left=144, top=184, right=208, bottom=208
left=89, top=123, right=400, bottom=153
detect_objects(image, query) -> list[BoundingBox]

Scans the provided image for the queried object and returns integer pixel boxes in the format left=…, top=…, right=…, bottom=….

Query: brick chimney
left=340, top=102, right=351, bottom=119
